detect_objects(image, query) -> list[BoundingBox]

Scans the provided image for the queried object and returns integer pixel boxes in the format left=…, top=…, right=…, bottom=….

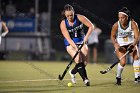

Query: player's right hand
left=118, top=47, right=126, bottom=53
left=114, top=43, right=120, bottom=51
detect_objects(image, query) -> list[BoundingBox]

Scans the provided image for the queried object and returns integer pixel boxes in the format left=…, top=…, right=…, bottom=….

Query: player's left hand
left=84, top=37, right=88, bottom=44
left=127, top=44, right=134, bottom=53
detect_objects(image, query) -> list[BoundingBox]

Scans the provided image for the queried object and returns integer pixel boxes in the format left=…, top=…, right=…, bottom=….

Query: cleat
left=69, top=70, right=76, bottom=84
left=84, top=79, right=90, bottom=86
left=116, top=77, right=121, bottom=85
left=134, top=76, right=140, bottom=83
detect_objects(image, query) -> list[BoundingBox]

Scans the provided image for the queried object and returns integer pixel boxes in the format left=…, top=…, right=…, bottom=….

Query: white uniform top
left=116, top=21, right=134, bottom=46
left=88, top=27, right=101, bottom=44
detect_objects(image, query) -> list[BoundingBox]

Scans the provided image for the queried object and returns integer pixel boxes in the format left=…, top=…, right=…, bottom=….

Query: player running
left=60, top=4, right=94, bottom=86
left=111, top=7, right=140, bottom=85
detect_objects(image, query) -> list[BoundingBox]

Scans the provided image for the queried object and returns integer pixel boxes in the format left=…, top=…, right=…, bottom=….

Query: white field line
left=0, top=79, right=79, bottom=83
left=0, top=78, right=114, bottom=83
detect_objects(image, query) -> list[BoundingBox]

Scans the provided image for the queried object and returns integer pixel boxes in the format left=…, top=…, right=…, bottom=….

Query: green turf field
left=0, top=61, right=140, bottom=93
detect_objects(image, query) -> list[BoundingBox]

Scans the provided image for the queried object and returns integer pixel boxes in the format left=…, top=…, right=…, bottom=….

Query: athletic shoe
left=84, top=79, right=90, bottom=86
left=134, top=76, right=140, bottom=83
left=69, top=70, right=76, bottom=84
left=116, top=77, right=121, bottom=85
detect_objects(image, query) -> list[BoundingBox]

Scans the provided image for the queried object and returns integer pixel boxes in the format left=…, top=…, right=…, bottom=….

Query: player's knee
left=74, top=57, right=81, bottom=63
left=120, top=61, right=126, bottom=67
left=133, top=56, right=139, bottom=60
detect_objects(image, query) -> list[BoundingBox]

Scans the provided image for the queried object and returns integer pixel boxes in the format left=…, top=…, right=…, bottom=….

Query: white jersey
left=116, top=21, right=134, bottom=46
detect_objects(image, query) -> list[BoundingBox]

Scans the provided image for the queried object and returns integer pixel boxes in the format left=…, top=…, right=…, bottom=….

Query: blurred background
left=0, top=0, right=140, bottom=62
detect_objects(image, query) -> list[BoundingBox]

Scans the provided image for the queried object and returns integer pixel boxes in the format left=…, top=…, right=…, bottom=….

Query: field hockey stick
left=100, top=50, right=130, bottom=74
left=58, top=42, right=84, bottom=80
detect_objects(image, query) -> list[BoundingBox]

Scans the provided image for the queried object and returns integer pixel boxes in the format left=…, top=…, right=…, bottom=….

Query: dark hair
left=61, top=4, right=74, bottom=20
left=118, top=7, right=131, bottom=21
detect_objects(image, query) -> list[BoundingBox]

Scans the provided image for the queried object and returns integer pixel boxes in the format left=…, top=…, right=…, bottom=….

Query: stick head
left=58, top=75, right=63, bottom=80
left=100, top=70, right=107, bottom=74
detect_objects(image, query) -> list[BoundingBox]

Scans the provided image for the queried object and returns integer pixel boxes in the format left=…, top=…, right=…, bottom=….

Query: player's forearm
left=111, top=35, right=117, bottom=45
left=67, top=39, right=78, bottom=51
left=133, top=36, right=139, bottom=46
left=84, top=26, right=94, bottom=42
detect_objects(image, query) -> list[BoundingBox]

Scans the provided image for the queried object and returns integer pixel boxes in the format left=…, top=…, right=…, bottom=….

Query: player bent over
left=111, top=7, right=140, bottom=85
left=60, top=4, right=94, bottom=86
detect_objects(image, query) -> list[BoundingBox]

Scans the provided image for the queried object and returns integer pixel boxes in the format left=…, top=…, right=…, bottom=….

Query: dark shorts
left=88, top=43, right=98, bottom=49
left=119, top=44, right=132, bottom=53
left=121, top=45, right=129, bottom=50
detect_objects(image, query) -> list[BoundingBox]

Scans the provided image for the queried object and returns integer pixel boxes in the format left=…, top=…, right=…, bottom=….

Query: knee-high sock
left=71, top=64, right=78, bottom=74
left=116, top=63, right=124, bottom=78
left=133, top=59, right=140, bottom=78
left=71, top=63, right=86, bottom=74
left=77, top=63, right=88, bottom=81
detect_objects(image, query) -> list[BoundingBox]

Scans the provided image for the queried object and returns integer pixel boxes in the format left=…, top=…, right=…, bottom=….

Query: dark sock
left=72, top=63, right=86, bottom=74
left=71, top=64, right=78, bottom=74
left=77, top=63, right=88, bottom=81
left=81, top=63, right=88, bottom=79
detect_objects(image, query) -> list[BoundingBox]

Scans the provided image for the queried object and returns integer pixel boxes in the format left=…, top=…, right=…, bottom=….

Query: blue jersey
left=64, top=15, right=85, bottom=46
